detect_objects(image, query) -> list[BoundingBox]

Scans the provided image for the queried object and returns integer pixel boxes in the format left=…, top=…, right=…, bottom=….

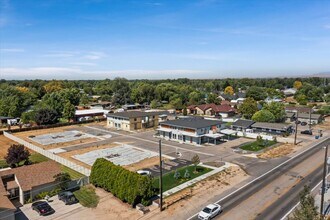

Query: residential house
left=218, top=91, right=246, bottom=102
left=231, top=119, right=255, bottom=131
left=187, top=103, right=236, bottom=118
left=157, top=117, right=225, bottom=145
left=265, top=97, right=283, bottom=103
left=283, top=88, right=297, bottom=97
left=251, top=122, right=293, bottom=134
left=74, top=109, right=109, bottom=122
left=106, top=111, right=164, bottom=131
left=285, top=106, right=314, bottom=114
left=0, top=117, right=13, bottom=126
left=0, top=161, right=61, bottom=207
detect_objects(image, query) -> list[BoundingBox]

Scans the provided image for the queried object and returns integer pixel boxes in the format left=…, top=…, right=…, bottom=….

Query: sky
left=0, top=0, right=330, bottom=80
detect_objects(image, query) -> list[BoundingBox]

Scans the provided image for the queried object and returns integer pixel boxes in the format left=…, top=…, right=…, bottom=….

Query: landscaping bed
left=240, top=140, right=277, bottom=152
left=152, top=165, right=212, bottom=192
left=73, top=185, right=100, bottom=208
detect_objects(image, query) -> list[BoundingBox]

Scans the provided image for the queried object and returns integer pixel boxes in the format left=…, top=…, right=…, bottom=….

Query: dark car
left=31, top=201, right=55, bottom=216
left=300, top=122, right=307, bottom=126
left=58, top=191, right=79, bottom=205
left=301, top=130, right=313, bottom=135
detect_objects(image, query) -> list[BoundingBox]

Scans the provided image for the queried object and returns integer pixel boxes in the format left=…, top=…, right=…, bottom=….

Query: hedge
left=90, top=158, right=153, bottom=206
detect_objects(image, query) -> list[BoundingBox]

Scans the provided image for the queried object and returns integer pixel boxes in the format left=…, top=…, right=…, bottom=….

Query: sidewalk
left=163, top=162, right=232, bottom=197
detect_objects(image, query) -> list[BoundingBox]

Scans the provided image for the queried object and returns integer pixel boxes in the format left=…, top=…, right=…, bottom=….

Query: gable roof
left=285, top=106, right=313, bottom=113
left=0, top=161, right=61, bottom=191
left=190, top=103, right=235, bottom=113
left=232, top=119, right=255, bottom=129
left=160, top=118, right=222, bottom=129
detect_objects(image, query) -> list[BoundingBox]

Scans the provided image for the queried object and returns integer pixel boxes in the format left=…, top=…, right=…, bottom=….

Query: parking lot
left=16, top=196, right=82, bottom=220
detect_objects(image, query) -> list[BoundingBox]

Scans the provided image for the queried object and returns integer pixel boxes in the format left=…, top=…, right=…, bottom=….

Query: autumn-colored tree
left=16, top=86, right=29, bottom=93
left=43, top=80, right=64, bottom=93
left=293, top=81, right=303, bottom=90
left=224, top=86, right=234, bottom=95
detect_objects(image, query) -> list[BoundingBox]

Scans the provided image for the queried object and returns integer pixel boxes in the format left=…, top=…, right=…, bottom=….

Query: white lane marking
left=187, top=137, right=330, bottom=219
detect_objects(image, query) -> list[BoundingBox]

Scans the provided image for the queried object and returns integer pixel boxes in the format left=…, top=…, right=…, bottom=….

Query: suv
left=58, top=191, right=79, bottom=205
left=31, top=201, right=55, bottom=216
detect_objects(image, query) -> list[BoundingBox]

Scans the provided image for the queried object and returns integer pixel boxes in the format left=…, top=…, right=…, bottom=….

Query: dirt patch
left=124, top=156, right=163, bottom=172
left=257, top=143, right=298, bottom=159
left=0, top=135, right=19, bottom=159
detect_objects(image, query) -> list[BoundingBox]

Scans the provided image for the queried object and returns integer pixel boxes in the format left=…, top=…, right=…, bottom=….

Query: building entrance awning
left=220, top=129, right=238, bottom=135
left=203, top=133, right=225, bottom=139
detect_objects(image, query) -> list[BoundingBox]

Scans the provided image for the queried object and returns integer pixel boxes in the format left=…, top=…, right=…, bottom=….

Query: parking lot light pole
left=159, top=139, right=163, bottom=212
left=321, top=144, right=329, bottom=217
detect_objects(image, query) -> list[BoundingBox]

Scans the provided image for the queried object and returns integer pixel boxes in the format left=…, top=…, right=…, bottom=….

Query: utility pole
left=159, top=139, right=163, bottom=212
left=321, top=144, right=328, bottom=217
left=294, top=111, right=299, bottom=145
left=309, top=109, right=312, bottom=131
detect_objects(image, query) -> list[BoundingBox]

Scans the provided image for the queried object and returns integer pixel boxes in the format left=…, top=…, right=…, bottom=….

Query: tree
left=191, top=154, right=200, bottom=172
left=206, top=93, right=220, bottom=104
left=263, top=102, right=286, bottom=122
left=324, top=93, right=330, bottom=104
left=21, top=111, right=35, bottom=124
left=239, top=97, right=258, bottom=119
left=293, top=80, right=303, bottom=90
left=41, top=92, right=65, bottom=117
left=5, top=144, right=30, bottom=167
left=169, top=95, right=183, bottom=109
left=62, top=101, right=76, bottom=122
left=290, top=185, right=319, bottom=220
left=111, top=78, right=131, bottom=105
left=296, top=94, right=308, bottom=105
left=34, top=108, right=59, bottom=125
left=80, top=93, right=90, bottom=105
left=252, top=110, right=275, bottom=122
left=150, top=100, right=159, bottom=109
left=130, top=82, right=155, bottom=103
left=183, top=107, right=188, bottom=116
left=246, top=86, right=267, bottom=101
left=54, top=172, right=71, bottom=190
left=184, top=169, right=190, bottom=179
left=224, top=86, right=234, bottom=95
left=43, top=80, right=63, bottom=93
left=188, top=91, right=203, bottom=105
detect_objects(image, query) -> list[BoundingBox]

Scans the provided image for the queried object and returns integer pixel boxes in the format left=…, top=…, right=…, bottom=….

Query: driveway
left=16, top=195, right=83, bottom=220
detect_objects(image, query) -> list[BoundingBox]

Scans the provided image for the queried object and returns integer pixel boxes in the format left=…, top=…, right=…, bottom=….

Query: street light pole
left=159, top=139, right=163, bottom=212
left=294, top=111, right=299, bottom=145
left=320, top=144, right=328, bottom=217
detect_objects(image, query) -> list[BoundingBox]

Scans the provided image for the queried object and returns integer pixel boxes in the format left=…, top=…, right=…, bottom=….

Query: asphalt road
left=189, top=137, right=330, bottom=220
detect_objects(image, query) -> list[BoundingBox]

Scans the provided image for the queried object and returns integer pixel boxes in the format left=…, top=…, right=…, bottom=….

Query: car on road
left=301, top=130, right=313, bottom=135
left=137, top=170, right=151, bottom=176
left=198, top=203, right=222, bottom=220
left=31, top=201, right=55, bottom=216
left=58, top=191, right=79, bottom=205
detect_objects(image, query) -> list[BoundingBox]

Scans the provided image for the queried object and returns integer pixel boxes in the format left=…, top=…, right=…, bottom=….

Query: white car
left=198, top=204, right=222, bottom=220
left=136, top=170, right=151, bottom=176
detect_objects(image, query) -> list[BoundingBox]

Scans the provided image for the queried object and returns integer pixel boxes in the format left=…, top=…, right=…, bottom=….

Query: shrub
left=90, top=158, right=153, bottom=206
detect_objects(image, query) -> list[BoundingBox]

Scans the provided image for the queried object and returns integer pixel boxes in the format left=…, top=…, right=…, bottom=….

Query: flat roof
left=160, top=118, right=222, bottom=129
left=75, top=109, right=109, bottom=116
left=107, top=110, right=166, bottom=119
left=251, top=122, right=292, bottom=131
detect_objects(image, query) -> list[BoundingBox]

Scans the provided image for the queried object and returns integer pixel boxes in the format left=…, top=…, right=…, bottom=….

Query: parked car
left=137, top=170, right=151, bottom=176
left=31, top=201, right=55, bottom=216
left=58, top=191, right=79, bottom=205
left=301, top=130, right=313, bottom=135
left=300, top=122, right=307, bottom=126
left=198, top=204, right=222, bottom=220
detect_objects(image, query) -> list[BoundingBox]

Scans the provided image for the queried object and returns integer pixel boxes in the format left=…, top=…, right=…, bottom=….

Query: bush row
left=90, top=158, right=153, bottom=206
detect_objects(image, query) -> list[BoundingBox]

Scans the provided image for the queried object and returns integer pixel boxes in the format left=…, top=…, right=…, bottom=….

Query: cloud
left=324, top=24, right=330, bottom=29
left=83, top=51, right=106, bottom=60
left=0, top=48, right=25, bottom=52
left=70, top=62, right=97, bottom=66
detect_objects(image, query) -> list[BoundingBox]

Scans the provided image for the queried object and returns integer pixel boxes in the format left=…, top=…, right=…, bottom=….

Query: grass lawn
left=60, top=165, right=85, bottom=179
left=0, top=153, right=49, bottom=169
left=153, top=165, right=212, bottom=192
left=240, top=140, right=277, bottom=152
left=73, top=185, right=99, bottom=208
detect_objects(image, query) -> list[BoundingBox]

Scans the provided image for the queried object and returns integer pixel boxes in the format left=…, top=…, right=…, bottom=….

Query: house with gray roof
left=285, top=112, right=322, bottom=124
left=231, top=119, right=255, bottom=131
left=251, top=122, right=293, bottom=134
left=157, top=117, right=225, bottom=145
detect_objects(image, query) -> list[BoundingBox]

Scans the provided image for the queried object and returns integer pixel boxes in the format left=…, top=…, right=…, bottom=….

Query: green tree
left=239, top=97, right=258, bottom=119
left=246, top=86, right=267, bottom=101
left=34, top=108, right=59, bottom=125
left=188, top=91, right=203, bottom=105
left=41, top=92, right=65, bottom=116
left=62, top=101, right=76, bottom=122
left=169, top=95, right=183, bottom=109
left=290, top=186, right=319, bottom=220
left=263, top=102, right=286, bottom=122
left=130, top=82, right=155, bottom=103
left=252, top=110, right=275, bottom=122
left=21, top=111, right=36, bottom=124
left=183, top=107, right=188, bottom=116
left=296, top=94, right=308, bottom=105
left=54, top=172, right=71, bottom=190
left=150, top=100, right=159, bottom=109
left=111, top=78, right=131, bottom=105
left=80, top=93, right=90, bottom=105
left=206, top=93, right=220, bottom=104
left=324, top=93, right=330, bottom=103
left=191, top=154, right=200, bottom=172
